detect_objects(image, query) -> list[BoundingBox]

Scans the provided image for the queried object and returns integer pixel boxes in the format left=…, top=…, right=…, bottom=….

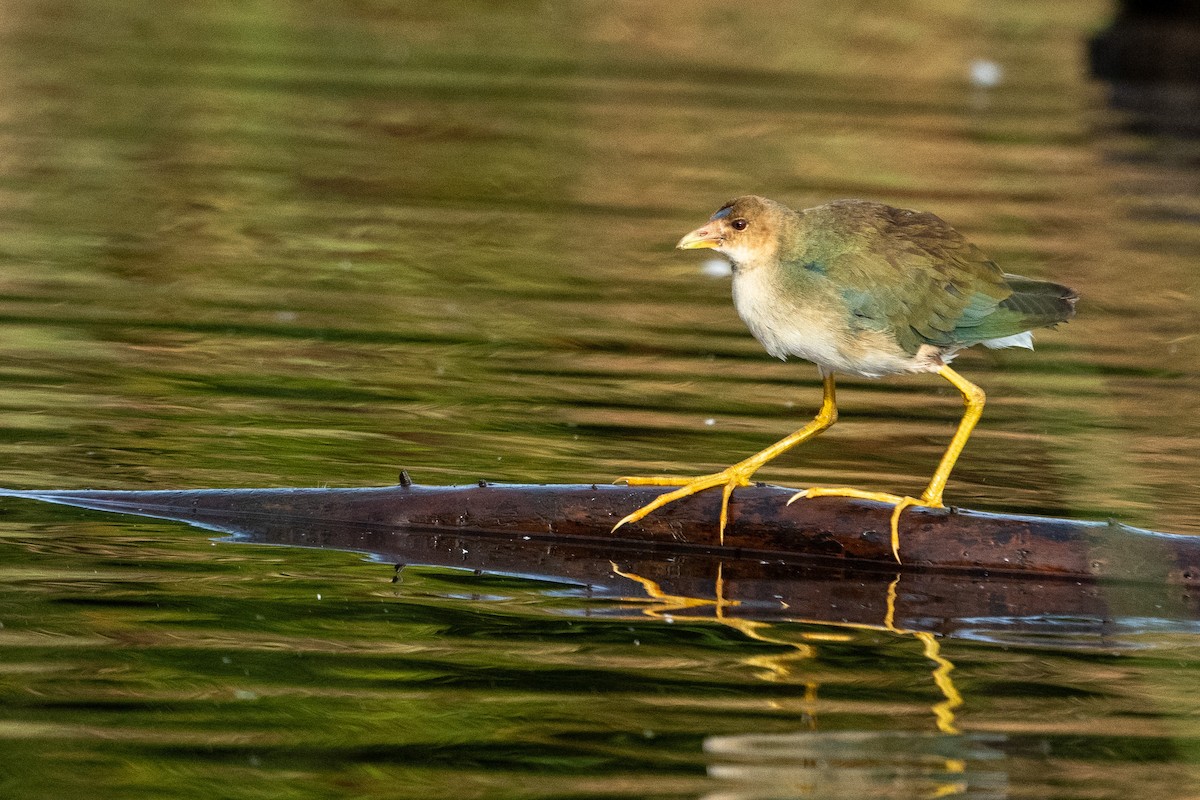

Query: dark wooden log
left=5, top=481, right=1200, bottom=635
left=3, top=481, right=1197, bottom=584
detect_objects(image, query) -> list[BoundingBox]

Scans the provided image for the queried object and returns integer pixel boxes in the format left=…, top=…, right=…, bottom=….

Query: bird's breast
left=731, top=265, right=918, bottom=378
left=732, top=266, right=844, bottom=363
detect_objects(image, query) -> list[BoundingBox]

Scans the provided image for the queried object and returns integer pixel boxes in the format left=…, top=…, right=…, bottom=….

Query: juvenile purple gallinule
left=614, top=196, right=1078, bottom=560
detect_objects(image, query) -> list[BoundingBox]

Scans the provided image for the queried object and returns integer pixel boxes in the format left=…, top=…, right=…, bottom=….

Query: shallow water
left=1, top=1, right=1199, bottom=797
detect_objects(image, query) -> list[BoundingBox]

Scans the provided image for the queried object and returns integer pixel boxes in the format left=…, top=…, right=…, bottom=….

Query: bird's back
left=787, top=200, right=1077, bottom=358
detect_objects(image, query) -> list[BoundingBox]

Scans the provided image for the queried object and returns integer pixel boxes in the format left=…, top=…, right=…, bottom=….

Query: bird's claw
left=612, top=468, right=755, bottom=543
left=788, top=487, right=938, bottom=563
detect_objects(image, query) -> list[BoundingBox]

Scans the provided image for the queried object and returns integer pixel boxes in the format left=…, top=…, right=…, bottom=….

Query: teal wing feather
left=795, top=201, right=1075, bottom=354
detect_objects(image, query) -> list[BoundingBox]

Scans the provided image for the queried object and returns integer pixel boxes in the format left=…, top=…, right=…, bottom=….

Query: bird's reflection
left=608, top=562, right=995, bottom=798
left=610, top=563, right=961, bottom=729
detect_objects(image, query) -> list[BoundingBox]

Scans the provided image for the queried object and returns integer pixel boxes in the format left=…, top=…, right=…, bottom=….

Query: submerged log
left=6, top=481, right=1200, bottom=635
left=3, top=481, right=1197, bottom=585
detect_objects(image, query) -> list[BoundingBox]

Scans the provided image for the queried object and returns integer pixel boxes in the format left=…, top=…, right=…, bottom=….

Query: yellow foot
left=787, top=487, right=941, bottom=563
left=613, top=466, right=757, bottom=543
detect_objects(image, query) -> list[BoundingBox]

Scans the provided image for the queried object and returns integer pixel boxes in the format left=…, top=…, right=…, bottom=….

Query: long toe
left=788, top=487, right=940, bottom=563
left=612, top=477, right=725, bottom=531
left=612, top=465, right=756, bottom=541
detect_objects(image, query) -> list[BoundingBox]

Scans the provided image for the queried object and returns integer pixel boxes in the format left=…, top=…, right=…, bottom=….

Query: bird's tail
left=999, top=273, right=1079, bottom=328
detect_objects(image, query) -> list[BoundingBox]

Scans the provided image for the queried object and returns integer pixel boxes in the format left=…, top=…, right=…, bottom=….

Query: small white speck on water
left=701, top=257, right=733, bottom=278
left=633, top=639, right=640, bottom=646
left=969, top=59, right=1003, bottom=87
left=705, top=418, right=716, bottom=426
left=317, top=593, right=322, bottom=600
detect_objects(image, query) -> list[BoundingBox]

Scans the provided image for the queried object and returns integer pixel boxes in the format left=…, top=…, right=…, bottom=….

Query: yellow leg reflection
left=916, top=633, right=962, bottom=736
left=608, top=561, right=725, bottom=614
left=884, top=576, right=963, bottom=736
left=608, top=563, right=965, bottom=742
left=609, top=561, right=820, bottom=721
left=886, top=580, right=968, bottom=796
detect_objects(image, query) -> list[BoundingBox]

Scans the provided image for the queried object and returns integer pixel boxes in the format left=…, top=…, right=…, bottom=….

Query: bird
left=613, top=195, right=1078, bottom=560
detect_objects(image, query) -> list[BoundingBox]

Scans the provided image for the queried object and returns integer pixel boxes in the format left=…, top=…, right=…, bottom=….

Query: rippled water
left=2, top=1, right=1199, bottom=797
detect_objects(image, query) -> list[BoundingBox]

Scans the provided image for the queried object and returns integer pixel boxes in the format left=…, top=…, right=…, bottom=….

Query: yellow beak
left=676, top=225, right=721, bottom=250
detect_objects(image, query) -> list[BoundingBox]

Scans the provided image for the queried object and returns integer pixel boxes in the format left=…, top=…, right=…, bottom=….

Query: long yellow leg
left=613, top=373, right=839, bottom=542
left=789, top=365, right=986, bottom=561
left=919, top=365, right=986, bottom=507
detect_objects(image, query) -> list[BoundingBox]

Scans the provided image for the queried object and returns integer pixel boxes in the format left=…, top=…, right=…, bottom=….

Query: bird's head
left=676, top=195, right=790, bottom=269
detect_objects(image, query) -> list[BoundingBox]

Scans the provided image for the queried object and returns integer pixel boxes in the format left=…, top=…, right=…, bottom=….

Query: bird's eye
left=731, top=218, right=748, bottom=231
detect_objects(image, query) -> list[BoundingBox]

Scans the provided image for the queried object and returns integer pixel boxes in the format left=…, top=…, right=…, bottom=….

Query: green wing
left=794, top=201, right=1074, bottom=354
